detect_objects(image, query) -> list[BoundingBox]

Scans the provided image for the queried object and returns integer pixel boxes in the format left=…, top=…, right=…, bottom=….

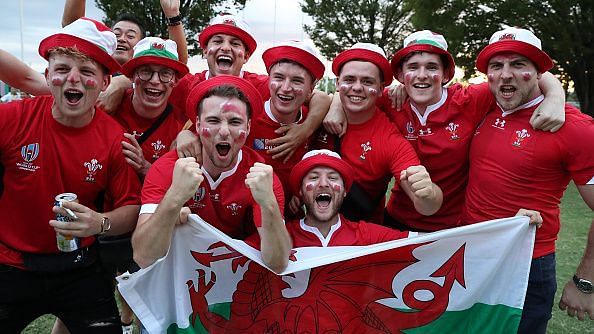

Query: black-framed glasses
left=136, top=68, right=175, bottom=83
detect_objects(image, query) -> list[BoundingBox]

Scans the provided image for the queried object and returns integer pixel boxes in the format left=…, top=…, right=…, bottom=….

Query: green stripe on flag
left=167, top=303, right=231, bottom=334
left=402, top=303, right=522, bottom=334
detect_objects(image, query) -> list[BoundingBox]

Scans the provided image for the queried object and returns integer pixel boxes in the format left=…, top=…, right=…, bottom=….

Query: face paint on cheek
left=207, top=47, right=217, bottom=55
left=522, top=72, right=532, bottom=81
left=487, top=73, right=495, bottom=82
left=235, top=129, right=247, bottom=143
left=331, top=184, right=342, bottom=192
left=270, top=81, right=281, bottom=91
left=200, top=127, right=211, bottom=137
left=83, top=79, right=97, bottom=89
left=305, top=182, right=315, bottom=192
left=339, top=83, right=349, bottom=92
left=236, top=50, right=245, bottom=60
left=368, top=87, right=378, bottom=96
left=51, top=76, right=64, bottom=86
left=404, top=72, right=413, bottom=84
left=430, top=73, right=441, bottom=82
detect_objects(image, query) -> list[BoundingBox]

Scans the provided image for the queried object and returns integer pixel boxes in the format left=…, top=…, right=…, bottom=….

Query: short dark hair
left=270, top=59, right=315, bottom=83
left=198, top=85, right=252, bottom=119
left=114, top=13, right=145, bottom=38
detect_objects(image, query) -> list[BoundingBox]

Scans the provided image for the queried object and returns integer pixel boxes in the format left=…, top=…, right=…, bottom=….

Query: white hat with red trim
left=121, top=37, right=189, bottom=78
left=476, top=27, right=553, bottom=74
left=391, top=30, right=456, bottom=84
left=38, top=17, right=120, bottom=74
left=262, top=40, right=325, bottom=80
left=332, top=42, right=393, bottom=85
left=198, top=13, right=257, bottom=55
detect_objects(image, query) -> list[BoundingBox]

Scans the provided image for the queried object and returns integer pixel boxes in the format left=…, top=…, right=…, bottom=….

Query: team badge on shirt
left=84, top=159, right=103, bottom=183
left=17, top=143, right=41, bottom=172
left=360, top=141, right=372, bottom=160
left=405, top=121, right=417, bottom=140
left=511, top=129, right=531, bottom=148
left=226, top=202, right=242, bottom=216
left=445, top=122, right=460, bottom=140
left=492, top=118, right=506, bottom=130
left=151, top=140, right=166, bottom=160
left=190, top=187, right=207, bottom=208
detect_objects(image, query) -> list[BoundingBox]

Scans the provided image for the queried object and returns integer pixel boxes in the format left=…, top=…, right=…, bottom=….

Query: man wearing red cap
left=0, top=18, right=141, bottom=333
left=464, top=27, right=594, bottom=332
left=382, top=30, right=565, bottom=233
left=282, top=149, right=413, bottom=246
left=132, top=76, right=291, bottom=273
left=320, top=43, right=443, bottom=224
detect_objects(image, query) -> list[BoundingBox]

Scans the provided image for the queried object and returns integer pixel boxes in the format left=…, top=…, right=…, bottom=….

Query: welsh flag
left=117, top=215, right=535, bottom=333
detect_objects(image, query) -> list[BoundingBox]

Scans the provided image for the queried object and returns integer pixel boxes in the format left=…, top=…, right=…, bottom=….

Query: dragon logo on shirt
left=151, top=140, right=166, bottom=159
left=445, top=122, right=460, bottom=140
left=84, top=159, right=103, bottom=183
left=226, top=202, right=242, bottom=216
left=512, top=129, right=531, bottom=147
left=360, top=141, right=372, bottom=160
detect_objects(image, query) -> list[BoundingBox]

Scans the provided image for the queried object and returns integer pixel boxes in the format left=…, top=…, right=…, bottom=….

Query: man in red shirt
left=464, top=27, right=594, bottom=332
left=132, top=76, right=291, bottom=274
left=0, top=19, right=141, bottom=333
left=321, top=43, right=442, bottom=224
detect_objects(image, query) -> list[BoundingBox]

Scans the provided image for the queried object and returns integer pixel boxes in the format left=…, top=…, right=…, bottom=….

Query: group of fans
left=0, top=0, right=593, bottom=333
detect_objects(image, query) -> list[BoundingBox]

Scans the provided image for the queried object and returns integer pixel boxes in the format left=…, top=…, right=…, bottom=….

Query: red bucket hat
left=289, top=149, right=354, bottom=197
left=39, top=17, right=121, bottom=74
left=199, top=14, right=257, bottom=56
left=121, top=37, right=189, bottom=78
left=391, top=30, right=456, bottom=84
left=185, top=75, right=264, bottom=120
left=476, top=27, right=553, bottom=74
left=262, top=40, right=325, bottom=81
left=332, top=43, right=393, bottom=85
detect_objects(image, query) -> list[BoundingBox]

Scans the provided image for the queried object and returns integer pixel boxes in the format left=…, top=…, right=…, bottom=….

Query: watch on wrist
left=99, top=216, right=111, bottom=235
left=573, top=274, right=593, bottom=294
left=167, top=14, right=182, bottom=26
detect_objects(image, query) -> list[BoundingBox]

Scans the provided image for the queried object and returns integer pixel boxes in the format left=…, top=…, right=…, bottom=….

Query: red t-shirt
left=169, top=70, right=270, bottom=118
left=141, top=148, right=285, bottom=239
left=111, top=90, right=187, bottom=163
left=384, top=83, right=493, bottom=231
left=464, top=99, right=594, bottom=258
left=247, top=100, right=311, bottom=191
left=0, top=96, right=141, bottom=266
left=319, top=110, right=420, bottom=223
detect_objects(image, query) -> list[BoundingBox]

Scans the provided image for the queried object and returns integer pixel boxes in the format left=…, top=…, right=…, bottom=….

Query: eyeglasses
left=136, top=68, right=175, bottom=83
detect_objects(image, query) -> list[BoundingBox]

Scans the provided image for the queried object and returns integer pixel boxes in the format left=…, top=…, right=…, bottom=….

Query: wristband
left=167, top=14, right=182, bottom=26
left=99, top=216, right=111, bottom=235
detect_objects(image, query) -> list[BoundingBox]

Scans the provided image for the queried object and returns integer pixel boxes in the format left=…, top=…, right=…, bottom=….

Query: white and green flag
left=118, top=215, right=535, bottom=333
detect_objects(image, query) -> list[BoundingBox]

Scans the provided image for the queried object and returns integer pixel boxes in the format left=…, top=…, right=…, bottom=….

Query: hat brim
left=263, top=46, right=325, bottom=80
left=121, top=56, right=189, bottom=78
left=332, top=49, right=393, bottom=85
left=391, top=44, right=456, bottom=84
left=39, top=33, right=121, bottom=74
left=476, top=40, right=553, bottom=74
left=199, top=24, right=257, bottom=55
left=185, top=75, right=264, bottom=121
left=289, top=155, right=354, bottom=197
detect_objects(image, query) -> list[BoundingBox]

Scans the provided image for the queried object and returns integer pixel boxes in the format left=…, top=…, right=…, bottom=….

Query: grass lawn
left=23, top=184, right=594, bottom=333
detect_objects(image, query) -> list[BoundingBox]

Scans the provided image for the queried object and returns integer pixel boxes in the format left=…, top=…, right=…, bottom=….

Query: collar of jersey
left=264, top=100, right=303, bottom=125
left=201, top=150, right=243, bottom=190
left=410, top=87, right=448, bottom=126
left=205, top=69, right=245, bottom=80
left=299, top=216, right=342, bottom=247
left=499, top=94, right=544, bottom=117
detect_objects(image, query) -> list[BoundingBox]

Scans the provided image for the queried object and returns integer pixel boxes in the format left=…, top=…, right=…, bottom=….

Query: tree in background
left=301, top=0, right=413, bottom=59
left=96, top=0, right=246, bottom=56
left=409, top=0, right=594, bottom=116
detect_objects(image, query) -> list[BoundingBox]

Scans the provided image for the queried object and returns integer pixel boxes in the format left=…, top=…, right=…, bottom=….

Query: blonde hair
left=48, top=47, right=108, bottom=74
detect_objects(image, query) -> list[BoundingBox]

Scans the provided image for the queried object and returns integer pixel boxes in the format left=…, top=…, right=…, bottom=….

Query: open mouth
left=277, top=94, right=294, bottom=102
left=144, top=88, right=164, bottom=98
left=216, top=55, right=233, bottom=69
left=348, top=95, right=364, bottom=102
left=216, top=143, right=231, bottom=157
left=315, top=193, right=332, bottom=208
left=64, top=89, right=83, bottom=104
left=500, top=85, right=516, bottom=98
left=116, top=44, right=129, bottom=52
left=412, top=83, right=431, bottom=89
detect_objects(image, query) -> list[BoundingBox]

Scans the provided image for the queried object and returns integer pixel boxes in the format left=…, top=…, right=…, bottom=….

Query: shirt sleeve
left=141, top=153, right=175, bottom=209
left=386, top=130, right=420, bottom=179
left=558, top=108, right=594, bottom=185
left=0, top=100, right=21, bottom=151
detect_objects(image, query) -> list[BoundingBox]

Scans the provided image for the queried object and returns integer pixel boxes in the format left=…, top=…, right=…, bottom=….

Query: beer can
left=55, top=193, right=80, bottom=252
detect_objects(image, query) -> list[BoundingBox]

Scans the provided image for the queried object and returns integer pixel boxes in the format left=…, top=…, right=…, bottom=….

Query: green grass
left=23, top=184, right=594, bottom=333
